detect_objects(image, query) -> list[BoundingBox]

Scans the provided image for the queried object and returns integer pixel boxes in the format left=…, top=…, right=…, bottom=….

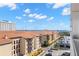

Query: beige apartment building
left=0, top=41, right=12, bottom=56
left=0, top=31, right=42, bottom=56
left=0, top=31, right=60, bottom=56
left=0, top=21, right=16, bottom=31
left=38, top=31, right=60, bottom=46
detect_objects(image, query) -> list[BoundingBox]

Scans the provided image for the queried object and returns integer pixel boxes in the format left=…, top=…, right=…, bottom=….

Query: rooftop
left=0, top=30, right=58, bottom=45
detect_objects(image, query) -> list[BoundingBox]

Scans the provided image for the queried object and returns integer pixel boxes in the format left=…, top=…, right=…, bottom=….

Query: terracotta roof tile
left=0, top=31, right=57, bottom=45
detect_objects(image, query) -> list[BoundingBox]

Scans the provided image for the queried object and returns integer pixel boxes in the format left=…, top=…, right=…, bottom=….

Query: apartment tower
left=0, top=21, right=16, bottom=31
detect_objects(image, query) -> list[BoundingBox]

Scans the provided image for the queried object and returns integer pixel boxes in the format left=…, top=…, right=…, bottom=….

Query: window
left=14, top=41, right=15, bottom=44
left=67, top=41, right=69, bottom=44
left=14, top=46, right=15, bottom=49
left=52, top=35, right=53, bottom=40
left=19, top=45, right=20, bottom=48
left=19, top=40, right=20, bottom=43
left=16, top=45, right=18, bottom=49
left=16, top=40, right=19, bottom=43
left=47, top=35, right=49, bottom=40
left=19, top=49, right=20, bottom=52
left=14, top=51, right=15, bottom=54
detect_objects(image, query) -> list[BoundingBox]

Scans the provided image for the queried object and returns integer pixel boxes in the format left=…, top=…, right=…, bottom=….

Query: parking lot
left=43, top=43, right=70, bottom=56
left=52, top=50, right=70, bottom=56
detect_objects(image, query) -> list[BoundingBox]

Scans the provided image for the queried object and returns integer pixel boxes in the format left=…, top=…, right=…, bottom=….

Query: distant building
left=0, top=21, right=16, bottom=31
left=58, top=36, right=70, bottom=45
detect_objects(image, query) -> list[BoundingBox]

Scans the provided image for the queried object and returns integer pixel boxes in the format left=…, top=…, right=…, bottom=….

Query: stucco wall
left=0, top=43, right=12, bottom=56
left=34, top=37, right=41, bottom=50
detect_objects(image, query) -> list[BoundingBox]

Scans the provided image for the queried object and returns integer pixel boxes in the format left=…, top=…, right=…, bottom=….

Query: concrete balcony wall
left=71, top=3, right=79, bottom=37
left=72, top=12, right=79, bottom=36
left=71, top=3, right=79, bottom=56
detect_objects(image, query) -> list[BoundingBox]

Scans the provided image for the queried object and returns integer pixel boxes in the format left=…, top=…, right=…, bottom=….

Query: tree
left=59, top=32, right=70, bottom=36
left=42, top=41, right=48, bottom=47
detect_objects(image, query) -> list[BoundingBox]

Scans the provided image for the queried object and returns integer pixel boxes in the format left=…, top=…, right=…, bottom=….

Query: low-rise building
left=58, top=36, right=70, bottom=46
left=0, top=31, right=41, bottom=56
left=0, top=31, right=60, bottom=56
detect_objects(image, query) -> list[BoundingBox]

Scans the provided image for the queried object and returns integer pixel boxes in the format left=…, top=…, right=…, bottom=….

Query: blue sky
left=0, top=3, right=71, bottom=31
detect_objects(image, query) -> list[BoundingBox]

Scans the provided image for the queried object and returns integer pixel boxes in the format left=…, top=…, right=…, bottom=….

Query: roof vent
left=3, top=34, right=8, bottom=39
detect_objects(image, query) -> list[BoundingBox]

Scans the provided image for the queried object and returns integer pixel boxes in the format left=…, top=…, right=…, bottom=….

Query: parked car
left=61, top=52, right=70, bottom=56
left=50, top=47, right=53, bottom=50
left=60, top=44, right=64, bottom=47
left=48, top=49, right=53, bottom=52
left=66, top=44, right=70, bottom=48
left=52, top=48, right=58, bottom=50
left=45, top=53, right=52, bottom=56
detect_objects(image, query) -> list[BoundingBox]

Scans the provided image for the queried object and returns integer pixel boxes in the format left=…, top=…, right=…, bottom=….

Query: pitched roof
left=0, top=31, right=41, bottom=45
left=0, top=31, right=57, bottom=45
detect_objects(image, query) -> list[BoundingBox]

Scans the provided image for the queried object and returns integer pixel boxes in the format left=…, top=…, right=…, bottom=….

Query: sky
left=0, top=3, right=71, bottom=31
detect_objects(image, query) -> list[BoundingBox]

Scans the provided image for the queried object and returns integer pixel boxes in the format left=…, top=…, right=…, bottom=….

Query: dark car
left=61, top=52, right=70, bottom=56
left=66, top=45, right=70, bottom=48
left=48, top=49, right=53, bottom=52
left=45, top=53, right=52, bottom=56
left=50, top=47, right=54, bottom=50
left=45, top=52, right=52, bottom=56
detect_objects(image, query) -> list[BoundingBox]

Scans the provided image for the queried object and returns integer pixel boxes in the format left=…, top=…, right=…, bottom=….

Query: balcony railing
left=73, top=39, right=79, bottom=56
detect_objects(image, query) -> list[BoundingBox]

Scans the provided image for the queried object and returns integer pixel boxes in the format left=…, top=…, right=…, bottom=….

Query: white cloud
left=53, top=3, right=68, bottom=9
left=23, top=8, right=48, bottom=20
left=62, top=7, right=70, bottom=16
left=24, top=8, right=31, bottom=14
left=8, top=4, right=16, bottom=10
left=47, top=17, right=54, bottom=21
left=0, top=3, right=16, bottom=10
left=28, top=13, right=47, bottom=20
left=23, top=14, right=26, bottom=16
left=28, top=19, right=35, bottom=23
left=15, top=16, right=22, bottom=20
left=28, top=13, right=37, bottom=18
left=35, top=14, right=47, bottom=19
